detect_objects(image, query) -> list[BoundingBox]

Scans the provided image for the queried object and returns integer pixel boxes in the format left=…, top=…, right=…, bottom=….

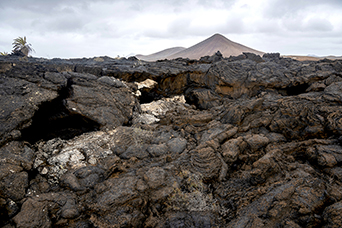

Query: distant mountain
left=325, top=55, right=342, bottom=60
left=136, top=47, right=186, bottom=62
left=168, top=34, right=264, bottom=60
left=308, top=54, right=319, bottom=57
left=136, top=34, right=264, bottom=61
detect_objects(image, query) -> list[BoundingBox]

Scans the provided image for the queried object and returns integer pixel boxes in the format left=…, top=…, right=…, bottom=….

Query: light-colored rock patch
left=34, top=130, right=118, bottom=183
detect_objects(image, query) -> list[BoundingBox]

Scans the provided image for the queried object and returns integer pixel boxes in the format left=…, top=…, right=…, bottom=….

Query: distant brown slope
left=283, top=55, right=342, bottom=61
left=136, top=47, right=186, bottom=61
left=168, top=33, right=264, bottom=60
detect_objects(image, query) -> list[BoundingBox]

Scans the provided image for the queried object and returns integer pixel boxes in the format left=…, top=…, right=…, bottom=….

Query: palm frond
left=12, top=36, right=34, bottom=56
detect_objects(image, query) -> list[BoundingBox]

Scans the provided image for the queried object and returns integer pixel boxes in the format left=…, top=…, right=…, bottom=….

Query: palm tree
left=0, top=51, right=8, bottom=56
left=12, top=36, right=34, bottom=56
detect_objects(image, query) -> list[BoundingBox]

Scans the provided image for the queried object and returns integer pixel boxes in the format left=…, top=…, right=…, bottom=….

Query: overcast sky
left=0, top=0, right=341, bottom=58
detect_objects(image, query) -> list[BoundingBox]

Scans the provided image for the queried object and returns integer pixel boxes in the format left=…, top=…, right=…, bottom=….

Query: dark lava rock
left=0, top=141, right=33, bottom=204
left=0, top=60, right=139, bottom=145
left=0, top=53, right=342, bottom=227
left=13, top=192, right=79, bottom=228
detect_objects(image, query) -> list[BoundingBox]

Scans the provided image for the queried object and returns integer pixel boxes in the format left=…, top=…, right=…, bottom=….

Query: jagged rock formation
left=0, top=52, right=342, bottom=227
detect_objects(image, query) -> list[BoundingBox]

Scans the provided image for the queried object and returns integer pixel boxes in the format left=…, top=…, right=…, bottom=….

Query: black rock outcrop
left=0, top=53, right=342, bottom=227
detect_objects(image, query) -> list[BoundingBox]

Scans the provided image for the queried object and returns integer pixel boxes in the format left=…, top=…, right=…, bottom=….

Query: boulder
left=323, top=201, right=342, bottom=228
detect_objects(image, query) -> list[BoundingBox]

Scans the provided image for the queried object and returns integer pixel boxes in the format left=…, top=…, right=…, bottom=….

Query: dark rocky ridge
left=0, top=52, right=342, bottom=227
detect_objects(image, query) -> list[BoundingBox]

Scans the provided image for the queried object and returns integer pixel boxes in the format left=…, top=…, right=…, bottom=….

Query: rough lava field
left=1, top=52, right=342, bottom=227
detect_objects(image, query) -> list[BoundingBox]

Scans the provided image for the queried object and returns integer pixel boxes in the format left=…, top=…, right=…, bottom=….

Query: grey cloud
left=167, top=18, right=192, bottom=36
left=0, top=0, right=94, bottom=9
left=282, top=17, right=334, bottom=33
left=190, top=0, right=237, bottom=8
left=143, top=30, right=172, bottom=39
left=305, top=18, right=333, bottom=32
left=283, top=19, right=304, bottom=32
left=0, top=40, right=8, bottom=48
left=0, top=1, right=120, bottom=35
left=0, top=1, right=84, bottom=29
left=221, top=17, right=245, bottom=34
left=89, top=22, right=121, bottom=38
left=127, top=0, right=237, bottom=13
left=48, top=18, right=85, bottom=32
left=0, top=0, right=86, bottom=15
left=142, top=17, right=193, bottom=39
left=263, top=0, right=342, bottom=19
left=255, top=20, right=279, bottom=33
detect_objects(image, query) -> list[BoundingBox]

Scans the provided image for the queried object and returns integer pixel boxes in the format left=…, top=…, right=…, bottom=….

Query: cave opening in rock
left=184, top=89, right=200, bottom=108
left=0, top=208, right=9, bottom=228
left=139, top=89, right=158, bottom=104
left=278, top=83, right=310, bottom=96
left=20, top=82, right=101, bottom=144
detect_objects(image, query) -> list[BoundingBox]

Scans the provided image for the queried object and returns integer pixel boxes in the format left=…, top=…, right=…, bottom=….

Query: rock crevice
left=20, top=77, right=101, bottom=144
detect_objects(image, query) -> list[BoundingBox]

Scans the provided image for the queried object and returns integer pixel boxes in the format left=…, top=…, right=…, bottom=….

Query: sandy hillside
left=284, top=55, right=342, bottom=61
left=136, top=47, right=186, bottom=61
left=168, top=33, right=264, bottom=60
left=136, top=33, right=264, bottom=61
